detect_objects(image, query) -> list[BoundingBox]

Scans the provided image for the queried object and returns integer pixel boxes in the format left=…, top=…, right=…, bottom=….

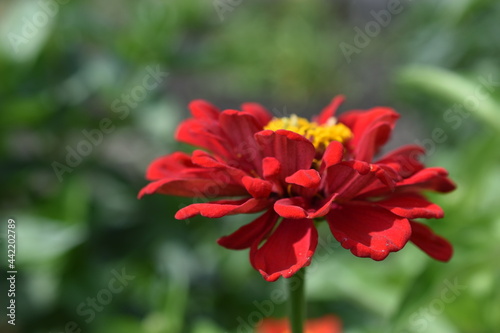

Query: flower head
left=257, top=315, right=342, bottom=333
left=139, top=96, right=456, bottom=282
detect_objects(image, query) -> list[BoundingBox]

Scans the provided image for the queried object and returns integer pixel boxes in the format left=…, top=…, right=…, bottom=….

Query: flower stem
left=288, top=268, right=306, bottom=333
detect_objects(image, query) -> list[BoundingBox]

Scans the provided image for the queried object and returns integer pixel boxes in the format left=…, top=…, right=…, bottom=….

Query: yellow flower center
left=264, top=114, right=352, bottom=150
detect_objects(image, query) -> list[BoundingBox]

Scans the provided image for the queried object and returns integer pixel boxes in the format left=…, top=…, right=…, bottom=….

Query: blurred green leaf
left=192, top=319, right=225, bottom=333
left=95, top=316, right=143, bottom=333
left=0, top=95, right=53, bottom=127
left=16, top=215, right=87, bottom=263
left=397, top=66, right=500, bottom=131
left=0, top=0, right=55, bottom=62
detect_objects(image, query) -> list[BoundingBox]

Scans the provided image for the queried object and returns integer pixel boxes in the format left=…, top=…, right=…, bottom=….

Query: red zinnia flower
left=139, top=96, right=456, bottom=282
left=257, top=315, right=342, bottom=333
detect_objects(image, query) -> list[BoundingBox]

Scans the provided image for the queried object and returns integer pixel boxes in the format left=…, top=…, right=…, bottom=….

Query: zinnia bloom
left=257, top=315, right=342, bottom=333
left=139, top=96, right=455, bottom=282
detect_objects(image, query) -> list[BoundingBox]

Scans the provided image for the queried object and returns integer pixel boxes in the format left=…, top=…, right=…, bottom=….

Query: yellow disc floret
left=264, top=114, right=353, bottom=150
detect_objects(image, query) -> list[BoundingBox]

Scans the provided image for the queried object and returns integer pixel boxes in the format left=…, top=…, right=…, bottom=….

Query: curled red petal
left=397, top=167, right=456, bottom=193
left=274, top=197, right=308, bottom=219
left=242, top=176, right=273, bottom=198
left=217, top=209, right=278, bottom=250
left=410, top=221, right=453, bottom=262
left=327, top=203, right=411, bottom=261
left=375, top=193, right=444, bottom=219
left=340, top=107, right=399, bottom=162
left=175, top=198, right=270, bottom=219
left=251, top=218, right=318, bottom=282
left=274, top=194, right=337, bottom=219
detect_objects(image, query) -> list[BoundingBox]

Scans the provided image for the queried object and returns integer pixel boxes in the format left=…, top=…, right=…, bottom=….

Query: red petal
left=242, top=176, right=273, bottom=198
left=191, top=150, right=226, bottom=168
left=188, top=99, right=220, bottom=120
left=139, top=150, right=252, bottom=199
left=410, top=221, right=453, bottom=262
left=191, top=150, right=248, bottom=180
left=324, top=163, right=387, bottom=200
left=274, top=197, right=308, bottom=219
left=397, top=167, right=456, bottom=193
left=343, top=160, right=399, bottom=186
left=261, top=157, right=284, bottom=195
left=258, top=315, right=342, bottom=333
left=285, top=169, right=321, bottom=188
left=305, top=315, right=343, bottom=333
left=175, top=118, right=231, bottom=158
left=219, top=109, right=264, bottom=172
left=327, top=203, right=411, bottom=260
left=323, top=164, right=366, bottom=200
left=257, top=319, right=289, bottom=333
left=145, top=152, right=194, bottom=180
left=175, top=198, right=270, bottom=219
left=315, top=95, right=345, bottom=125
left=217, top=209, right=278, bottom=250
left=255, top=130, right=316, bottom=182
left=241, top=102, right=273, bottom=127
left=375, top=193, right=444, bottom=219
left=274, top=195, right=337, bottom=219
left=251, top=218, right=318, bottom=282
left=262, top=157, right=281, bottom=179
left=376, top=144, right=425, bottom=178
left=138, top=177, right=247, bottom=198
left=321, top=141, right=344, bottom=170
left=355, top=166, right=456, bottom=199
left=340, top=108, right=399, bottom=162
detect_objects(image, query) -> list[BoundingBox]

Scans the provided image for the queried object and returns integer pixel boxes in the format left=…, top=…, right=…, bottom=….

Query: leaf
left=11, top=215, right=87, bottom=263
left=397, top=66, right=500, bottom=131
left=0, top=0, right=56, bottom=62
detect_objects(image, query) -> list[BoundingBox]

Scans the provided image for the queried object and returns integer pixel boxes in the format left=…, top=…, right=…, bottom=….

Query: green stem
left=288, top=268, right=306, bottom=333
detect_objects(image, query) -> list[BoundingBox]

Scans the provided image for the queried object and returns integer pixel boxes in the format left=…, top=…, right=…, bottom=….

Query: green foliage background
left=1, top=0, right=499, bottom=332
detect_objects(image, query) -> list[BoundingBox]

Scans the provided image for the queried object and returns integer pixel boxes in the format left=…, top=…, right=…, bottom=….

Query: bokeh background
left=1, top=0, right=500, bottom=332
